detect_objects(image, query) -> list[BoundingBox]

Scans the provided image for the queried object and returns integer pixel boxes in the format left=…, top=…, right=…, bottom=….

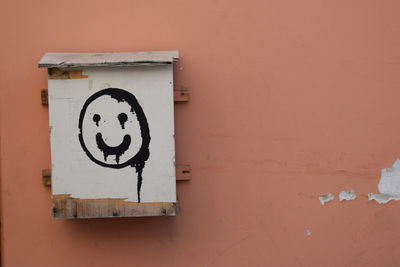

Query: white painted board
left=48, top=66, right=176, bottom=203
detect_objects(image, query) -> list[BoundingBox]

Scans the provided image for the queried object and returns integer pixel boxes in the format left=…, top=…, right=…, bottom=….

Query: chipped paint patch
left=318, top=193, right=334, bottom=205
left=339, top=190, right=357, bottom=201
left=305, top=229, right=312, bottom=236
left=378, top=159, right=400, bottom=195
left=369, top=159, right=400, bottom=204
left=368, top=193, right=400, bottom=204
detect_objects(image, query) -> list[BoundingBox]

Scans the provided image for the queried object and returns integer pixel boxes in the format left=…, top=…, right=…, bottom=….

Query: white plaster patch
left=305, top=229, right=312, bottom=236
left=378, top=159, right=400, bottom=195
left=369, top=159, right=400, bottom=204
left=339, top=190, right=357, bottom=201
left=318, top=193, right=334, bottom=205
left=368, top=193, right=400, bottom=204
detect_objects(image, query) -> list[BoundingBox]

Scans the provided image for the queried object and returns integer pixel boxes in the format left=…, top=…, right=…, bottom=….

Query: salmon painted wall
left=1, top=0, right=400, bottom=266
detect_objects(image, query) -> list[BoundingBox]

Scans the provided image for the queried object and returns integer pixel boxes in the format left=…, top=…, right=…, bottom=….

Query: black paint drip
left=95, top=133, right=131, bottom=163
left=136, top=167, right=143, bottom=203
left=118, top=112, right=128, bottom=129
left=93, top=114, right=101, bottom=126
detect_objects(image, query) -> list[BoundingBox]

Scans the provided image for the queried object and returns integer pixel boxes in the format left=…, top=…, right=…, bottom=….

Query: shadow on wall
left=60, top=216, right=178, bottom=242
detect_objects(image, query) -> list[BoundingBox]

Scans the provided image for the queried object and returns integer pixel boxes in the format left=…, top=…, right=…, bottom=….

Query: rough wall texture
left=1, top=0, right=400, bottom=266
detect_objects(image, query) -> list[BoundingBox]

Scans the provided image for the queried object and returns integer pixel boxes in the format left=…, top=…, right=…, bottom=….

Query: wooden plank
left=174, top=89, right=190, bottom=102
left=176, top=164, right=191, bottom=181
left=41, top=89, right=48, bottom=106
left=41, top=88, right=189, bottom=105
left=42, top=169, right=51, bottom=186
left=38, top=51, right=179, bottom=68
left=52, top=194, right=179, bottom=218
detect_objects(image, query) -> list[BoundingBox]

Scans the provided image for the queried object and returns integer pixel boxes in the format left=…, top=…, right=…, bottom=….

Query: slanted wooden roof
left=38, top=51, right=179, bottom=68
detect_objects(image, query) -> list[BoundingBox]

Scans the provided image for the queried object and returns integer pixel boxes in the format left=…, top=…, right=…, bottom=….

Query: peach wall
left=1, top=0, right=400, bottom=266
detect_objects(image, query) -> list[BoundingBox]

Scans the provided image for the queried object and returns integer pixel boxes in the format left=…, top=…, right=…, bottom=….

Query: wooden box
left=38, top=51, right=179, bottom=218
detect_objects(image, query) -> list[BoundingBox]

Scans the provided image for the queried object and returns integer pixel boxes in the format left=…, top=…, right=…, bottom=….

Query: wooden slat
left=42, top=169, right=51, bottom=186
left=176, top=164, right=191, bottom=180
left=41, top=89, right=48, bottom=106
left=174, top=89, right=190, bottom=102
left=38, top=51, right=179, bottom=68
left=52, top=194, right=179, bottom=218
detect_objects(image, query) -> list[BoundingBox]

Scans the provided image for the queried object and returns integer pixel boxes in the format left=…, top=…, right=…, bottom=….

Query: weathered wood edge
left=38, top=51, right=179, bottom=68
left=48, top=68, right=88, bottom=79
left=39, top=62, right=173, bottom=68
left=52, top=194, right=180, bottom=219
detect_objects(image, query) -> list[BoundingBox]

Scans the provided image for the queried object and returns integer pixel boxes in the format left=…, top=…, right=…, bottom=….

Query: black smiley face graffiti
left=93, top=112, right=131, bottom=164
left=78, top=88, right=151, bottom=202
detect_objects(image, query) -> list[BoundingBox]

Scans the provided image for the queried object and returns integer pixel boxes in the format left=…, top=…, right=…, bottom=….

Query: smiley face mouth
left=95, top=133, right=131, bottom=164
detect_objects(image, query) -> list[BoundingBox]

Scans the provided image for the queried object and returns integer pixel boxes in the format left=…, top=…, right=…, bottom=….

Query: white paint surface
left=48, top=66, right=176, bottom=203
left=318, top=193, right=334, bottom=205
left=339, top=190, right=357, bottom=201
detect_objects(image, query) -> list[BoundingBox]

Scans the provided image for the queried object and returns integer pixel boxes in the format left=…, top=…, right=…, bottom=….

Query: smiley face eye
left=118, top=113, right=128, bottom=129
left=93, top=114, right=101, bottom=126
